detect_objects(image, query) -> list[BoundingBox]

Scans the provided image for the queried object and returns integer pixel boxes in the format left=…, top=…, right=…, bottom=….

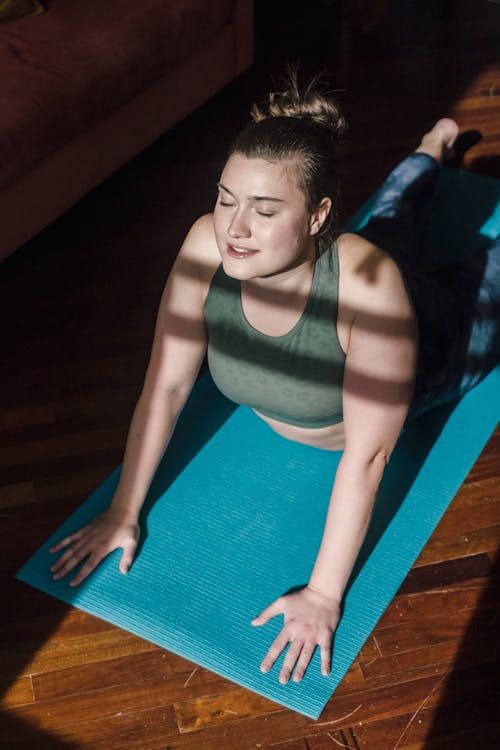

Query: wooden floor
left=1, top=2, right=499, bottom=748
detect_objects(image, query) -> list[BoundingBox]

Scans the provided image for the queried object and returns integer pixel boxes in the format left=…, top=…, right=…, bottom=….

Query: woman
left=49, top=74, right=500, bottom=685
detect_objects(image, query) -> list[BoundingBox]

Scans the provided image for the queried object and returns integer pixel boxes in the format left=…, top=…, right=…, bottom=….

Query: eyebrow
left=216, top=182, right=286, bottom=203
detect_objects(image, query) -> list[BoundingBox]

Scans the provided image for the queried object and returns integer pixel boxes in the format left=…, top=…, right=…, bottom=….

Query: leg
left=442, top=237, right=500, bottom=395
left=356, top=153, right=439, bottom=261
left=355, top=119, right=499, bottom=419
left=357, top=119, right=459, bottom=263
left=408, top=236, right=500, bottom=421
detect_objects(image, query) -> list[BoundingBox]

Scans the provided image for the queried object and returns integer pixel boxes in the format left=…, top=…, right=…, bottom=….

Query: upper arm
left=342, top=251, right=418, bottom=464
left=142, top=214, right=217, bottom=408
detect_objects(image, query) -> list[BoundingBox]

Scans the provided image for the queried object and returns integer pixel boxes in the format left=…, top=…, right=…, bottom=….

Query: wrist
left=306, top=583, right=342, bottom=607
left=108, top=499, right=140, bottom=525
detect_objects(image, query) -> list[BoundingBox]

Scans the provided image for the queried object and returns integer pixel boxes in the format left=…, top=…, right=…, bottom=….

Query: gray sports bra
left=203, top=240, right=346, bottom=428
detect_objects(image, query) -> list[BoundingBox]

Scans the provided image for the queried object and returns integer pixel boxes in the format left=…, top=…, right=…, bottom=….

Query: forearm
left=110, top=387, right=181, bottom=522
left=308, top=451, right=387, bottom=602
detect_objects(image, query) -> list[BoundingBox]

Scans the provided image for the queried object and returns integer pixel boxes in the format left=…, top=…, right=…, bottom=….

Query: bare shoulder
left=156, top=213, right=220, bottom=321
left=176, top=213, right=220, bottom=287
left=144, top=214, right=220, bottom=399
left=337, top=231, right=413, bottom=315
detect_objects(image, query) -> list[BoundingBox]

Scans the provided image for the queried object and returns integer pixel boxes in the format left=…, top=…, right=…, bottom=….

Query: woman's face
left=213, top=153, right=319, bottom=281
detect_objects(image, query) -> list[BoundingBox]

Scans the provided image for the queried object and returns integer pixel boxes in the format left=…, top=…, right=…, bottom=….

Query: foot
left=442, top=129, right=482, bottom=168
left=415, top=118, right=459, bottom=164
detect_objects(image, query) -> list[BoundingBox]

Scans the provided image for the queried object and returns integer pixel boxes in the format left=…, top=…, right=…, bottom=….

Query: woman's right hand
left=49, top=509, right=140, bottom=587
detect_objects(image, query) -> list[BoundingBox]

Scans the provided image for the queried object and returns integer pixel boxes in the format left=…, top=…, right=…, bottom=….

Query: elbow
left=363, top=449, right=391, bottom=485
left=367, top=446, right=393, bottom=481
left=371, top=448, right=392, bottom=470
left=341, top=446, right=392, bottom=485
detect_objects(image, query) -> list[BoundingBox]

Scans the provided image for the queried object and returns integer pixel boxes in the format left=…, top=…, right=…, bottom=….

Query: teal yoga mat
left=17, top=168, right=500, bottom=719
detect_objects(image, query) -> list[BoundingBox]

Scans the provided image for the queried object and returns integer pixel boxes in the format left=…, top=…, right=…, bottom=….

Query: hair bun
left=250, top=67, right=347, bottom=141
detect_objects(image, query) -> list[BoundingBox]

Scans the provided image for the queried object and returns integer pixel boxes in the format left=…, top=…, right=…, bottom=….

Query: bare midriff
left=253, top=409, right=346, bottom=452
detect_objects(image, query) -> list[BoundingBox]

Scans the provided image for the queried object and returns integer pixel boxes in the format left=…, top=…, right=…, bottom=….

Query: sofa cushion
left=0, top=0, right=44, bottom=23
left=0, top=0, right=234, bottom=190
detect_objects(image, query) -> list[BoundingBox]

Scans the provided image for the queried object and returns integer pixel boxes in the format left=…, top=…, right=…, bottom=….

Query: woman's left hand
left=251, top=586, right=341, bottom=683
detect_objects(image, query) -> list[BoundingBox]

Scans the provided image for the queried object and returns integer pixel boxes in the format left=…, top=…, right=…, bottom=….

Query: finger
left=319, top=637, right=332, bottom=677
left=251, top=598, right=283, bottom=626
left=260, top=629, right=290, bottom=674
left=50, top=536, right=89, bottom=573
left=50, top=547, right=88, bottom=578
left=291, top=642, right=316, bottom=682
left=50, top=548, right=76, bottom=574
left=49, top=527, right=88, bottom=554
left=279, top=640, right=305, bottom=685
left=52, top=555, right=86, bottom=580
left=119, top=539, right=137, bottom=574
left=69, top=551, right=107, bottom=587
left=51, top=546, right=91, bottom=580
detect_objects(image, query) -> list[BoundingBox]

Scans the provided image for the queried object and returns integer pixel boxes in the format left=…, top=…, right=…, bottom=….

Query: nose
left=228, top=209, right=251, bottom=239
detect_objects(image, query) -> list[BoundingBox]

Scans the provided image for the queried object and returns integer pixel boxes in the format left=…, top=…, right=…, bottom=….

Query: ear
left=309, top=197, right=332, bottom=235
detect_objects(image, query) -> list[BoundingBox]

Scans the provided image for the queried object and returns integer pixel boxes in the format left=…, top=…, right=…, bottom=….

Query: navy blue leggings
left=356, top=153, right=500, bottom=420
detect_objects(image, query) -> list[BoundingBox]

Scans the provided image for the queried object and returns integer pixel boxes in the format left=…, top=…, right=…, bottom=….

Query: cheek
left=270, top=216, right=309, bottom=251
left=270, top=225, right=294, bottom=248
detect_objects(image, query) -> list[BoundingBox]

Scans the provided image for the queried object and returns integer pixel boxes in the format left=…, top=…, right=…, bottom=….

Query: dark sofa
left=0, top=0, right=253, bottom=262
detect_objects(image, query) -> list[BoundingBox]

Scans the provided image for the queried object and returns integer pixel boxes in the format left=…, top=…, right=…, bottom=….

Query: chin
left=221, top=256, right=260, bottom=280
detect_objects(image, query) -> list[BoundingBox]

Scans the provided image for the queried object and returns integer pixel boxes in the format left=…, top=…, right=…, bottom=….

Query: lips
left=227, top=244, right=258, bottom=259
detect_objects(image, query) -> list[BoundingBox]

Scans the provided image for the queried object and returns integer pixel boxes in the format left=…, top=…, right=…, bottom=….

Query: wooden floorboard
left=1, top=1, right=499, bottom=747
